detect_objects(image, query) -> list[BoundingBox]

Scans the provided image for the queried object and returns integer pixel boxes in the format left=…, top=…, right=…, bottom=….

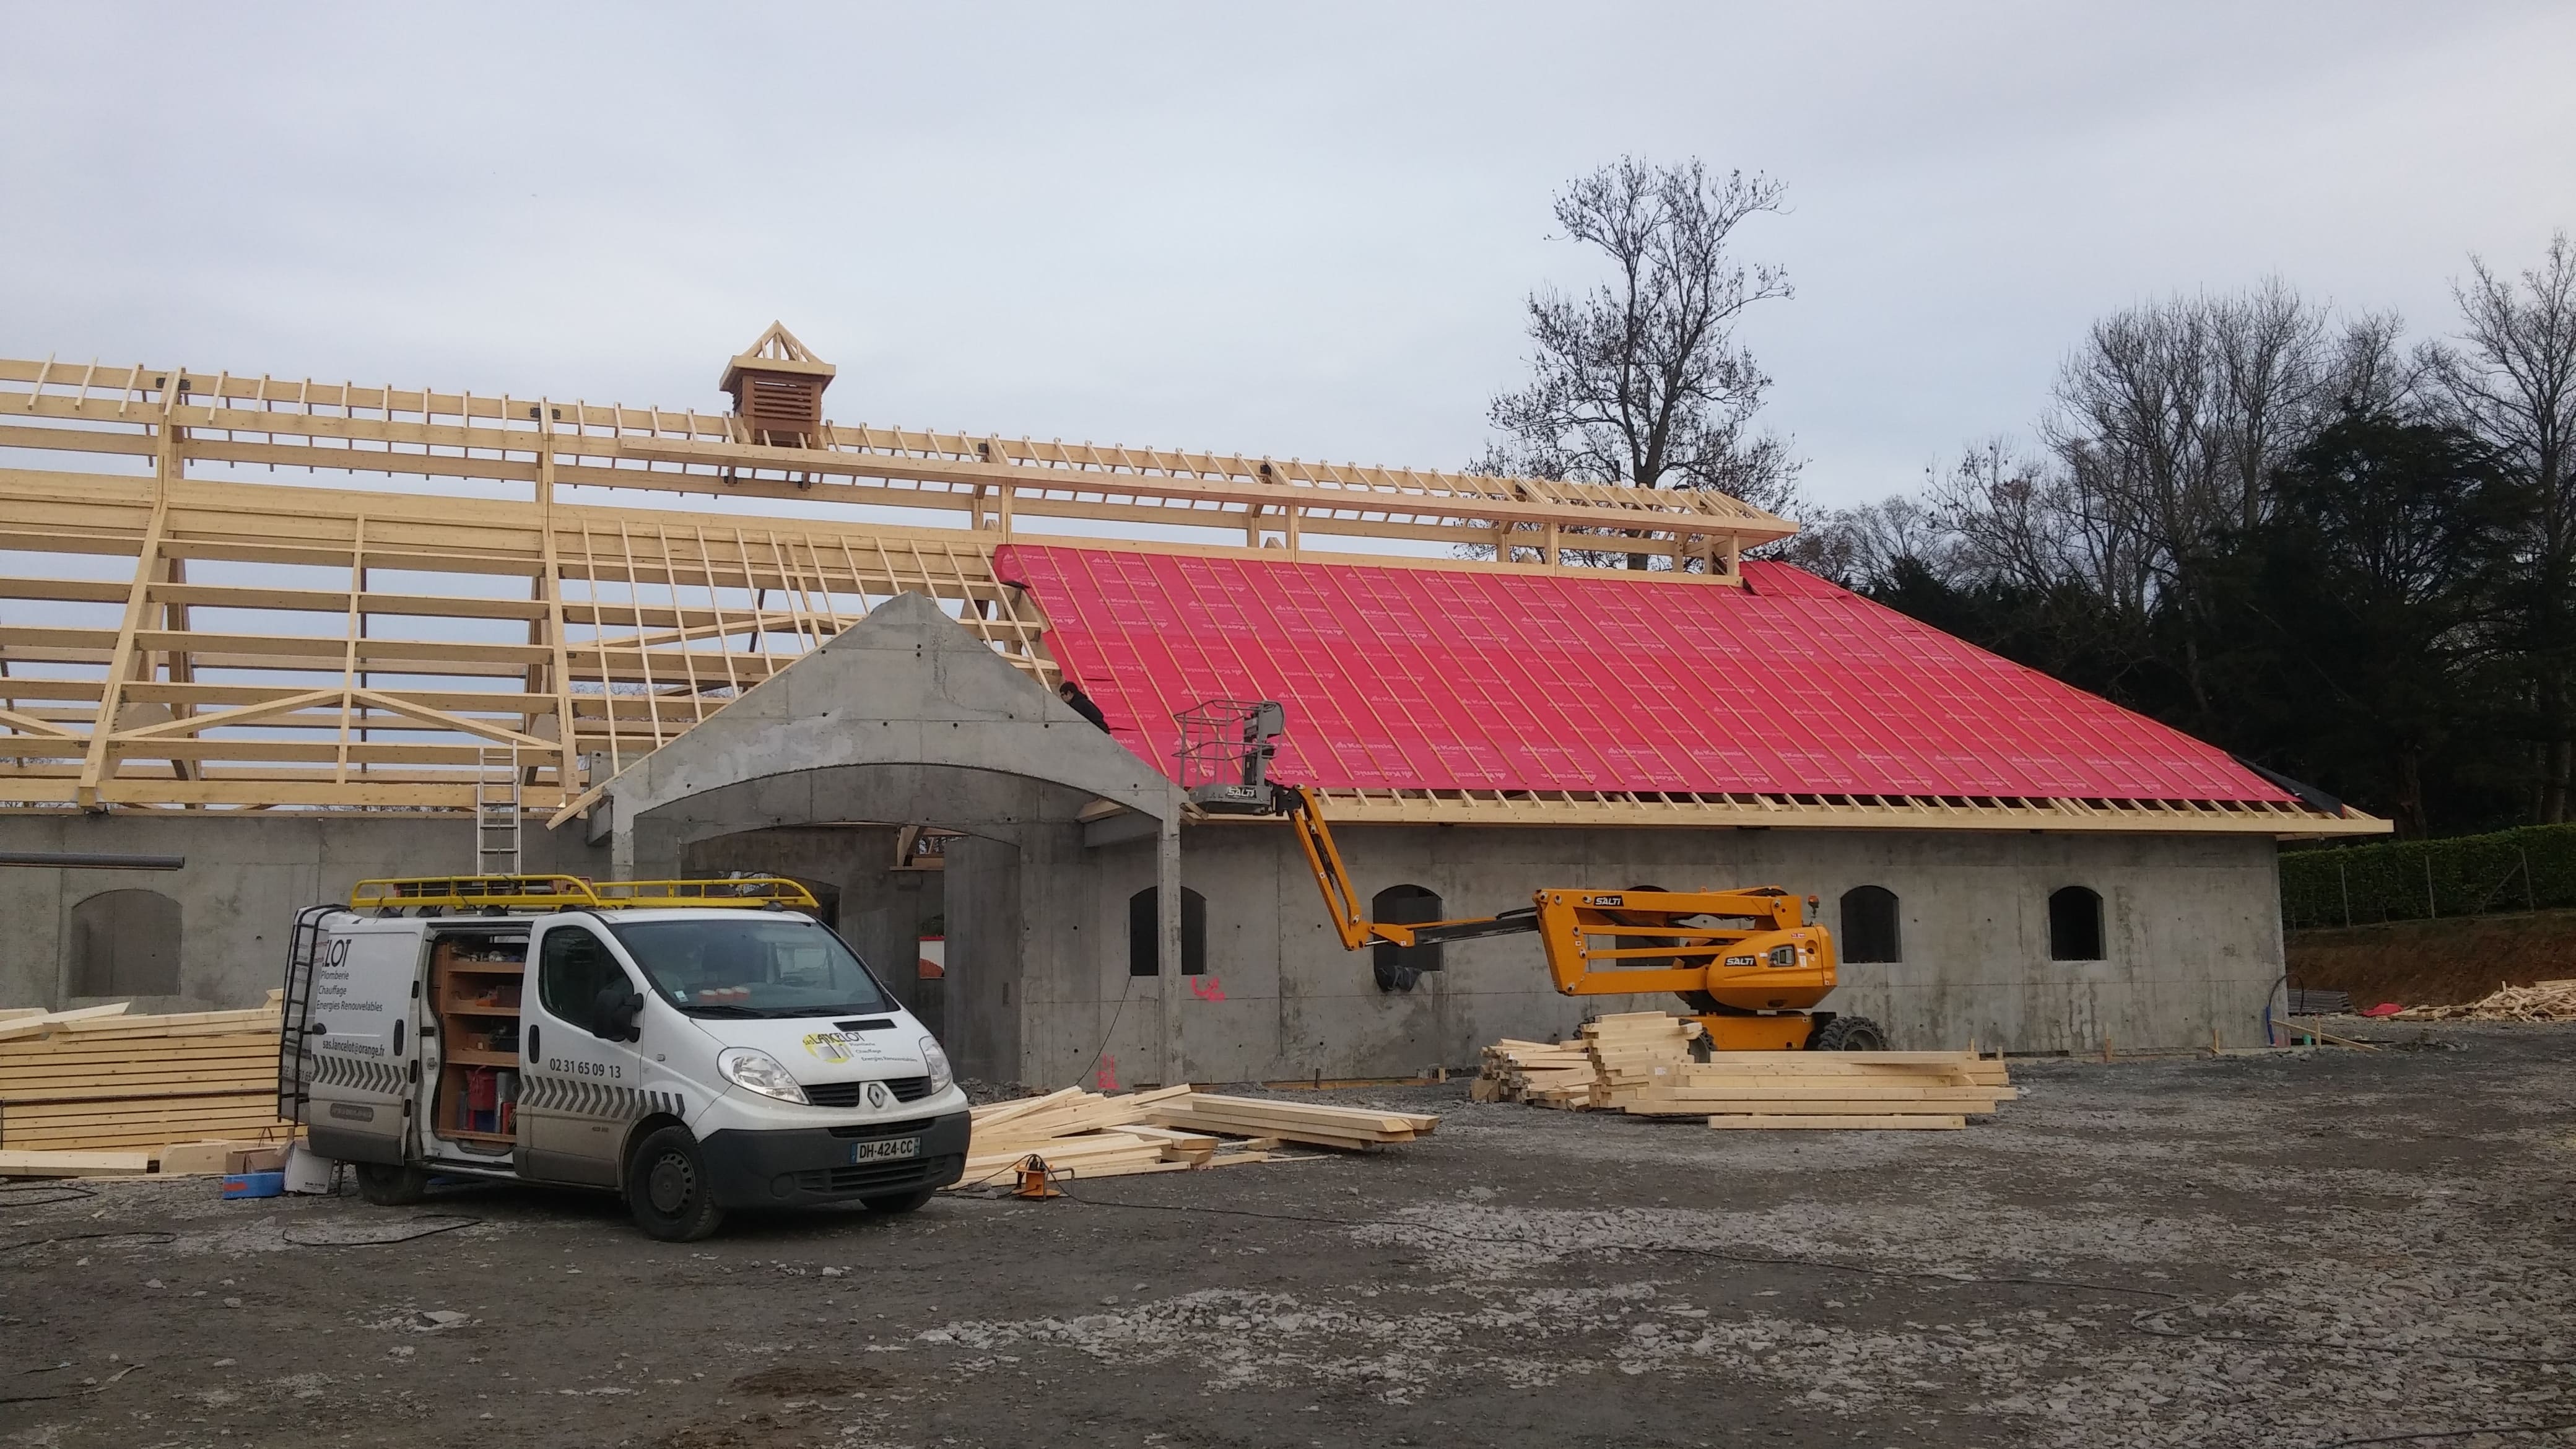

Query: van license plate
left=850, top=1138, right=920, bottom=1163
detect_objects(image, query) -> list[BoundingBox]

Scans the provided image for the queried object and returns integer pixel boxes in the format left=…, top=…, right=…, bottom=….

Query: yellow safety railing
left=348, top=875, right=819, bottom=913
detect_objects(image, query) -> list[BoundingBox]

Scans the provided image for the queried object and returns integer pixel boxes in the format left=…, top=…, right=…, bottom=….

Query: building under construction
left=0, top=328, right=2383, bottom=1084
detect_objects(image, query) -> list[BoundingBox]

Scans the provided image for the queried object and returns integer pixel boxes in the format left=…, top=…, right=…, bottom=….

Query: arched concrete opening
left=603, top=592, right=1184, bottom=1082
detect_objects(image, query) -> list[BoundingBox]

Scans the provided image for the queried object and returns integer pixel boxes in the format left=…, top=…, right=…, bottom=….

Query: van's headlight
left=717, top=1048, right=807, bottom=1104
left=919, top=1035, right=953, bottom=1095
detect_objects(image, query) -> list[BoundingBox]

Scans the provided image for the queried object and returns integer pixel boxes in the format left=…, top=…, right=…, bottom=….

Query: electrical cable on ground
left=277, top=1214, right=484, bottom=1247
left=2309, top=1421, right=2576, bottom=1447
left=0, top=1184, right=98, bottom=1210
left=0, top=1230, right=176, bottom=1256
left=2128, top=1308, right=2575, bottom=1367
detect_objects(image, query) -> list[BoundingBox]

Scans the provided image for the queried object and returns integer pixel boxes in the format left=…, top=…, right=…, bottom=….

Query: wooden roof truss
left=0, top=351, right=2364, bottom=833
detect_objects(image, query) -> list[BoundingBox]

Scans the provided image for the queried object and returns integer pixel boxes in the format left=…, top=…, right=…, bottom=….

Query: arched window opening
left=1127, top=887, right=1208, bottom=977
left=1370, top=884, right=1444, bottom=993
left=1838, top=886, right=1901, bottom=964
left=2048, top=887, right=2105, bottom=962
left=69, top=889, right=181, bottom=996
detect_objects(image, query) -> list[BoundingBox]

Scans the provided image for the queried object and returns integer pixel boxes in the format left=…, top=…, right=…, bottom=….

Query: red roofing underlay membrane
left=995, top=545, right=2294, bottom=804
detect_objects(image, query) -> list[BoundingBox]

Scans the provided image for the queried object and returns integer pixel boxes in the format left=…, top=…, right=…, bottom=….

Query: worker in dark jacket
left=1058, top=681, right=1112, bottom=733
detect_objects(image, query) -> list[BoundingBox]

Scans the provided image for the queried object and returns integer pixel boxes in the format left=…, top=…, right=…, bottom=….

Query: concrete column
left=1157, top=813, right=1182, bottom=1086
left=611, top=808, right=635, bottom=880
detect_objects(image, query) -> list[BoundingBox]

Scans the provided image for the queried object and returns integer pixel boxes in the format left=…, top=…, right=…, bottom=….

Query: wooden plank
left=0, top=1003, right=133, bottom=1040
left=0, top=1148, right=155, bottom=1177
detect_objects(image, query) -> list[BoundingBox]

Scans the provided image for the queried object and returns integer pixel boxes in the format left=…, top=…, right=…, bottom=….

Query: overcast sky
left=4, top=2, right=2570, bottom=519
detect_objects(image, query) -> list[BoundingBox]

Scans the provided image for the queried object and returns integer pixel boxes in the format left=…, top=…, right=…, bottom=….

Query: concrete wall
left=0, top=812, right=609, bottom=1012
left=974, top=822, right=2286, bottom=1086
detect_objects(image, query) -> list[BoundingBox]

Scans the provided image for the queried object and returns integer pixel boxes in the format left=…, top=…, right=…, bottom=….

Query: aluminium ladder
left=474, top=744, right=523, bottom=876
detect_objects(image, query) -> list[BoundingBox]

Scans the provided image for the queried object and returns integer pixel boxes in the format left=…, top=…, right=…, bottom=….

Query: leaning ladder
left=274, top=905, right=334, bottom=1123
left=475, top=744, right=523, bottom=876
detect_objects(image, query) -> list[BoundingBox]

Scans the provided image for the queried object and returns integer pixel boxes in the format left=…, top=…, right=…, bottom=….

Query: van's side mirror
left=594, top=985, right=645, bottom=1042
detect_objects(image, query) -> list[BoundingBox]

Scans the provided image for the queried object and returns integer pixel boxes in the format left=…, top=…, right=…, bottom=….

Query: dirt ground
left=5, top=1024, right=2573, bottom=1449
left=2288, top=907, right=2576, bottom=1007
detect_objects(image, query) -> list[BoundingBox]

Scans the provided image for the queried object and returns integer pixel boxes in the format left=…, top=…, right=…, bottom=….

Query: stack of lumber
left=1471, top=1012, right=1707, bottom=1110
left=0, top=998, right=298, bottom=1176
left=2391, top=979, right=2576, bottom=1022
left=954, top=1085, right=1436, bottom=1190
left=1471, top=1038, right=1594, bottom=1106
left=1619, top=1050, right=2015, bottom=1129
left=1471, top=1011, right=2015, bottom=1129
left=1145, top=1093, right=1438, bottom=1150
left=1581, top=1012, right=1707, bottom=1107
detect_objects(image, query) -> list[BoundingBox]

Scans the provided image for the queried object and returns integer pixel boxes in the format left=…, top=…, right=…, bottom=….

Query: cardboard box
left=225, top=1145, right=289, bottom=1175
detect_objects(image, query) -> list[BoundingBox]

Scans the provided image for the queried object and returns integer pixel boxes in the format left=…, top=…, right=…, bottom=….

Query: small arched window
left=69, top=889, right=182, bottom=996
left=1370, top=884, right=1444, bottom=993
left=2048, top=887, right=2104, bottom=962
left=1127, top=887, right=1207, bottom=977
left=1839, top=886, right=1901, bottom=964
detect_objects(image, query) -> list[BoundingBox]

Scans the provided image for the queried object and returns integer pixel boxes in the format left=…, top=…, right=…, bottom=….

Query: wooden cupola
left=719, top=321, right=837, bottom=448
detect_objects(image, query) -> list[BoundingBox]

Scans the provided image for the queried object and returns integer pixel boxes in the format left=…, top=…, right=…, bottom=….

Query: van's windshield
left=609, top=916, right=895, bottom=1019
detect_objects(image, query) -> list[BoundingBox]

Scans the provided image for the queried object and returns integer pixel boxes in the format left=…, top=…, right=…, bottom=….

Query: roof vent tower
left=719, top=321, right=836, bottom=448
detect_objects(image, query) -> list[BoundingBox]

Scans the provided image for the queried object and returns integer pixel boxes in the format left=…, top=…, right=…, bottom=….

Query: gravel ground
left=3, top=1022, right=2572, bottom=1448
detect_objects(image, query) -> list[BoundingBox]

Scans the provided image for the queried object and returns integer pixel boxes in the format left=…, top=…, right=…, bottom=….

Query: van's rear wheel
left=861, top=1187, right=937, bottom=1214
left=354, top=1162, right=429, bottom=1206
left=627, top=1126, right=724, bottom=1242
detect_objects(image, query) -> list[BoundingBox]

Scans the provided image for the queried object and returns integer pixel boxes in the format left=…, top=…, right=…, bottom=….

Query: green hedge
left=2282, top=823, right=2576, bottom=929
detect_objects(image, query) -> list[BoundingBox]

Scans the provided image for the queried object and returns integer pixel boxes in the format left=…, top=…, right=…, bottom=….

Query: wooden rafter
left=0, top=355, right=1789, bottom=570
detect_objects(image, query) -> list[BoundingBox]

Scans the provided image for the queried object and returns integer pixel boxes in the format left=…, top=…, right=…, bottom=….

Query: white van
left=277, top=876, right=969, bottom=1240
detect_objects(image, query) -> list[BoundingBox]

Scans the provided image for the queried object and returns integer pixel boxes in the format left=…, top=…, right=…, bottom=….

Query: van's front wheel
left=354, top=1162, right=429, bottom=1206
left=627, top=1126, right=725, bottom=1242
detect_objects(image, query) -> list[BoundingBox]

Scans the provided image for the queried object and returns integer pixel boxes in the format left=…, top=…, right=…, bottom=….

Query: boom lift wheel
left=1807, top=1015, right=1889, bottom=1051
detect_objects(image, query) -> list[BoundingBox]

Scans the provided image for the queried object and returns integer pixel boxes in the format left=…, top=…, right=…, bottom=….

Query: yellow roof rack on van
left=347, top=875, right=820, bottom=914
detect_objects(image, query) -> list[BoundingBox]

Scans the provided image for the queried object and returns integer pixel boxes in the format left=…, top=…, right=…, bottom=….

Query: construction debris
left=2390, top=978, right=2576, bottom=1022
left=955, top=1085, right=1435, bottom=1191
left=1474, top=1011, right=2014, bottom=1129
left=0, top=997, right=299, bottom=1175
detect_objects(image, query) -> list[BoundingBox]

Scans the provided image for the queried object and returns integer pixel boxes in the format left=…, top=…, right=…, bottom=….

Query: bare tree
left=2429, top=232, right=2576, bottom=820
left=1476, top=157, right=1804, bottom=565
left=1784, top=492, right=1960, bottom=591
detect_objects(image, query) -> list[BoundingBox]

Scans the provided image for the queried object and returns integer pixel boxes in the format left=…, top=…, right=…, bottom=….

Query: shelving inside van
left=428, top=932, right=525, bottom=1152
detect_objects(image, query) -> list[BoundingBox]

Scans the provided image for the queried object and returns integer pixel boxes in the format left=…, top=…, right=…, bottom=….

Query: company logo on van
left=800, top=1031, right=895, bottom=1064
left=328, top=1102, right=376, bottom=1122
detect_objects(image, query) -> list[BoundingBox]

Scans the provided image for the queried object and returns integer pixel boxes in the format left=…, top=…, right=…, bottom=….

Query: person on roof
left=1057, top=680, right=1112, bottom=733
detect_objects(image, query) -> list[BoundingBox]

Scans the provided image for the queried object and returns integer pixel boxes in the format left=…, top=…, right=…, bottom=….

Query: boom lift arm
left=1180, top=702, right=1884, bottom=1051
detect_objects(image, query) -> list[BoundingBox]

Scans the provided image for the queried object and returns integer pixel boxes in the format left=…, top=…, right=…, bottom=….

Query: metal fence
left=2281, top=824, right=2576, bottom=930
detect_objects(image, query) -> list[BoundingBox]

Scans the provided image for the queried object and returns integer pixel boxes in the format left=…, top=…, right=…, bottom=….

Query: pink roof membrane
left=995, top=545, right=2294, bottom=804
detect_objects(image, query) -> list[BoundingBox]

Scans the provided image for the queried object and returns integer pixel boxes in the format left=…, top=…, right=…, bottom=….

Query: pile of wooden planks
left=1473, top=1039, right=1601, bottom=1107
left=0, top=999, right=299, bottom=1176
left=1471, top=1011, right=2014, bottom=1129
left=1581, top=1013, right=1708, bottom=1106
left=1620, top=1051, right=2015, bottom=1129
left=954, top=1085, right=1436, bottom=1191
left=1471, top=1012, right=1707, bottom=1110
left=2391, top=979, right=2576, bottom=1022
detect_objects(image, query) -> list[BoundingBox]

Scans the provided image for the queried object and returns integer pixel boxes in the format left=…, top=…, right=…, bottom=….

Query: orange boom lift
left=1178, top=701, right=1887, bottom=1051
